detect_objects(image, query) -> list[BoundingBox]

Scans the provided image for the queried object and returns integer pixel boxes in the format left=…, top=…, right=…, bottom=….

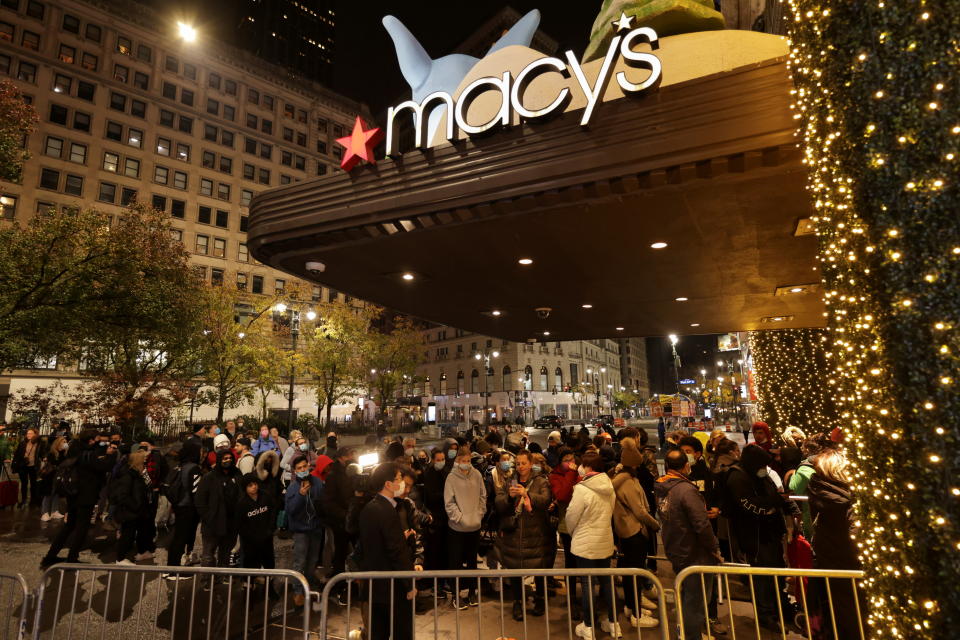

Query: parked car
left=533, top=415, right=564, bottom=429
left=594, top=414, right=615, bottom=427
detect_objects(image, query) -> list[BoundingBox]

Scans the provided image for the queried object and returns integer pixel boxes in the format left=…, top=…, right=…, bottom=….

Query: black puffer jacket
left=194, top=449, right=242, bottom=536
left=110, top=466, right=149, bottom=524
left=808, top=473, right=860, bottom=570
left=494, top=473, right=554, bottom=569
left=421, top=463, right=449, bottom=530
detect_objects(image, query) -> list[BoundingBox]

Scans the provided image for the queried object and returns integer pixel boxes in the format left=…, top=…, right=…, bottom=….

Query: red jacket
left=549, top=465, right=579, bottom=504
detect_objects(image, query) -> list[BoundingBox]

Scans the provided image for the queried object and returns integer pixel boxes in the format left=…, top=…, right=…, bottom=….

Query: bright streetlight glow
left=668, top=334, right=678, bottom=345
left=177, top=22, right=197, bottom=42
left=474, top=353, right=482, bottom=360
left=492, top=351, right=500, bottom=358
left=650, top=242, right=668, bottom=249
left=518, top=258, right=533, bottom=265
left=305, top=310, right=317, bottom=321
left=274, top=302, right=287, bottom=313
left=401, top=272, right=414, bottom=281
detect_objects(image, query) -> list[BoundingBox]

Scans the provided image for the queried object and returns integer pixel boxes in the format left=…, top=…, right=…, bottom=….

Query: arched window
left=456, top=370, right=464, bottom=395
left=555, top=367, right=563, bottom=390
left=470, top=369, right=479, bottom=393
left=439, top=373, right=447, bottom=395
left=486, top=365, right=495, bottom=392
left=539, top=366, right=548, bottom=390
left=524, top=365, right=533, bottom=391
left=502, top=365, right=512, bottom=391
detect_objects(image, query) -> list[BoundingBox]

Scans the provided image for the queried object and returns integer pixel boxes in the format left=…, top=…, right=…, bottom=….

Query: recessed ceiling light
left=790, top=287, right=804, bottom=293
left=543, top=331, right=550, bottom=336
left=615, top=327, right=624, bottom=331
left=650, top=242, right=668, bottom=249
left=491, top=310, right=502, bottom=316
left=675, top=297, right=688, bottom=302
left=582, top=304, right=593, bottom=309
left=518, top=258, right=533, bottom=265
left=401, top=272, right=414, bottom=281
left=690, top=323, right=700, bottom=327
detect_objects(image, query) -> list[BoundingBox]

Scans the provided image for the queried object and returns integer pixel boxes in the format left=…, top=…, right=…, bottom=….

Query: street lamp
left=669, top=335, right=681, bottom=394
left=177, top=22, right=197, bottom=42
left=475, top=350, right=499, bottom=427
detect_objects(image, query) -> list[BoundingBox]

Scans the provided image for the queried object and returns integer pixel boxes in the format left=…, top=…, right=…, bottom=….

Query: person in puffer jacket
left=194, top=448, right=242, bottom=567
left=285, top=455, right=324, bottom=605
left=565, top=451, right=619, bottom=640
left=110, top=451, right=152, bottom=564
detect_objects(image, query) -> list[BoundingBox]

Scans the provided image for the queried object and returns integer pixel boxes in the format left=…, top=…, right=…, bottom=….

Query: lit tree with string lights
left=785, top=0, right=960, bottom=636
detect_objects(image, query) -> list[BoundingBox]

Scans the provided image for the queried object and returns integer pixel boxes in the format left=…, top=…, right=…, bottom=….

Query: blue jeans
left=292, top=531, right=322, bottom=594
left=680, top=573, right=715, bottom=640
left=575, top=555, right=615, bottom=627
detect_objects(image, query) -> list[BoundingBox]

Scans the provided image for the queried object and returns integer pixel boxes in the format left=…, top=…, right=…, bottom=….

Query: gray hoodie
left=654, top=473, right=719, bottom=573
left=443, top=466, right=486, bottom=532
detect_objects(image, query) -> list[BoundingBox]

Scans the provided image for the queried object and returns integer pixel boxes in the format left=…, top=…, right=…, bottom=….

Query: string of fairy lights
left=784, top=0, right=959, bottom=637
left=749, top=329, right=838, bottom=434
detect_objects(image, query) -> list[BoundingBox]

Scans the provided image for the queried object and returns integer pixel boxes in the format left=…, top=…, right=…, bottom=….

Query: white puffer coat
left=565, top=471, right=616, bottom=559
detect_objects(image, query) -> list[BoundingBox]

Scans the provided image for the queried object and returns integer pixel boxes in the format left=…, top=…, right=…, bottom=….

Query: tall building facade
left=0, top=0, right=366, bottom=423
left=411, top=328, right=631, bottom=426
left=618, top=337, right=650, bottom=399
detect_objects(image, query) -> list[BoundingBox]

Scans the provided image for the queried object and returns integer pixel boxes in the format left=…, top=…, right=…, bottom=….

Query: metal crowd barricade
left=30, top=564, right=313, bottom=640
left=0, top=571, right=29, bottom=640
left=319, top=568, right=670, bottom=640
left=674, top=564, right=866, bottom=640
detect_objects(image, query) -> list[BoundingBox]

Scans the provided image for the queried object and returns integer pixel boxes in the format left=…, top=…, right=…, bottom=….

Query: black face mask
left=327, top=437, right=338, bottom=449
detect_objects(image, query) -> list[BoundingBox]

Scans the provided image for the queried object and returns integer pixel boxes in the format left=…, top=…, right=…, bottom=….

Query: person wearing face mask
left=280, top=437, right=315, bottom=483
left=655, top=450, right=722, bottom=640
left=193, top=448, right=242, bottom=568
left=205, top=433, right=236, bottom=470
left=495, top=450, right=554, bottom=620
left=443, top=447, right=486, bottom=609
left=420, top=449, right=449, bottom=576
left=549, top=448, right=580, bottom=613
left=723, top=444, right=800, bottom=631
left=251, top=426, right=279, bottom=457
left=440, top=438, right=459, bottom=469
left=358, top=462, right=416, bottom=640
left=285, top=455, right=325, bottom=607
left=320, top=447, right=356, bottom=601
left=319, top=432, right=339, bottom=458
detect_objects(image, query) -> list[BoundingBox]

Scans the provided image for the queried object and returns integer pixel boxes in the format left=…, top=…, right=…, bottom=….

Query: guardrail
left=674, top=564, right=866, bottom=640
left=31, top=564, right=312, bottom=640
left=0, top=571, right=29, bottom=640
left=318, top=568, right=670, bottom=640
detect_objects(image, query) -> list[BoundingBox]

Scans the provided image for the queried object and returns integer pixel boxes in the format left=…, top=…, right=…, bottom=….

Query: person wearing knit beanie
left=620, top=437, right=644, bottom=468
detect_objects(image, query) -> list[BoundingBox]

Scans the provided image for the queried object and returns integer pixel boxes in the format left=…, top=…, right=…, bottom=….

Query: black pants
left=559, top=532, right=579, bottom=602
left=19, top=466, right=39, bottom=505
left=329, top=524, right=349, bottom=576
left=117, top=515, right=154, bottom=559
left=240, top=535, right=275, bottom=569
left=447, top=529, right=480, bottom=595
left=619, top=531, right=648, bottom=612
left=201, top=526, right=237, bottom=567
left=45, top=503, right=94, bottom=562
left=511, top=576, right=545, bottom=605
left=370, top=593, right=413, bottom=640
left=166, top=506, right=198, bottom=567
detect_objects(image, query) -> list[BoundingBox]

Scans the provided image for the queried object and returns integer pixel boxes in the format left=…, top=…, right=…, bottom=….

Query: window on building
left=153, top=165, right=168, bottom=184
left=260, top=143, right=272, bottom=160
left=257, top=168, right=270, bottom=185
left=133, top=71, right=148, bottom=90
left=246, top=114, right=257, bottom=129
left=180, top=89, right=193, bottom=107
left=238, top=242, right=248, bottom=262
left=216, top=182, right=230, bottom=200
left=221, top=130, right=234, bottom=148
left=57, top=44, right=75, bottom=64
left=170, top=198, right=185, bottom=218
left=263, top=95, right=274, bottom=110
left=102, top=151, right=118, bottom=172
left=72, top=111, right=90, bottom=132
left=311, top=286, right=321, bottom=302
left=21, top=30, right=39, bottom=50
left=176, top=143, right=189, bottom=161
left=113, top=64, right=129, bottom=83
left=127, top=127, right=143, bottom=148
left=244, top=137, right=257, bottom=154
left=194, top=234, right=208, bottom=255
left=247, top=88, right=259, bottom=104
left=159, top=109, right=174, bottom=128
left=1, top=54, right=13, bottom=74
left=109, top=92, right=126, bottom=111
left=77, top=80, right=95, bottom=100
left=156, top=136, right=170, bottom=156
left=161, top=81, right=176, bottom=100
left=49, top=103, right=68, bottom=125
left=212, top=237, right=225, bottom=258
left=523, top=365, right=533, bottom=390
left=261, top=119, right=272, bottom=135
left=0, top=22, right=10, bottom=42
left=197, top=205, right=211, bottom=224
left=136, top=44, right=151, bottom=62
left=202, top=150, right=215, bottom=168
left=17, top=60, right=36, bottom=82
left=317, top=163, right=327, bottom=176
left=123, top=157, right=139, bottom=178
left=236, top=272, right=247, bottom=291
left=210, top=268, right=223, bottom=286
left=239, top=215, right=248, bottom=231
left=105, top=120, right=122, bottom=141
left=203, top=124, right=217, bottom=142
left=0, top=193, right=17, bottom=220
left=84, top=23, right=100, bottom=42
left=223, top=105, right=235, bottom=121
left=280, top=174, right=291, bottom=185
left=165, top=55, right=178, bottom=73
left=296, top=132, right=306, bottom=147
left=39, top=167, right=59, bottom=190
left=68, top=142, right=86, bottom=164
left=208, top=73, right=220, bottom=90
left=283, top=128, right=293, bottom=143
left=43, top=136, right=63, bottom=157
left=116, top=35, right=131, bottom=55
left=251, top=275, right=263, bottom=294
left=183, top=63, right=196, bottom=80
left=274, top=278, right=285, bottom=295
left=169, top=227, right=182, bottom=242
left=280, top=150, right=291, bottom=166
left=63, top=173, right=83, bottom=197
left=225, top=79, right=237, bottom=95
left=80, top=52, right=97, bottom=71
left=283, top=103, right=295, bottom=119
left=120, top=186, right=136, bottom=205
left=215, top=209, right=228, bottom=227
left=206, top=98, right=218, bottom=116
left=130, top=99, right=145, bottom=118
left=240, top=189, right=252, bottom=207
left=178, top=115, right=192, bottom=134
left=294, top=155, right=305, bottom=170
left=243, top=163, right=255, bottom=180
left=172, top=171, right=187, bottom=190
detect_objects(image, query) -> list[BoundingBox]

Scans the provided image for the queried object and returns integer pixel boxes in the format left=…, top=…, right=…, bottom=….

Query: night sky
left=332, top=1, right=601, bottom=114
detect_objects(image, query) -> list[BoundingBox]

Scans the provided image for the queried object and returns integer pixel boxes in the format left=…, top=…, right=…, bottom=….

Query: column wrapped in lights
left=749, top=328, right=838, bottom=434
left=786, top=0, right=959, bottom=637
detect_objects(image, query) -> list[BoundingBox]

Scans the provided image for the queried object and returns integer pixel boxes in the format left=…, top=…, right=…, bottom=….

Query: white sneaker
left=600, top=618, right=623, bottom=638
left=51, top=511, right=64, bottom=519
left=575, top=622, right=595, bottom=639
left=134, top=551, right=154, bottom=561
left=180, top=553, right=192, bottom=566
left=40, top=513, right=50, bottom=522
left=701, top=634, right=717, bottom=640
left=641, top=595, right=658, bottom=610
left=116, top=559, right=135, bottom=566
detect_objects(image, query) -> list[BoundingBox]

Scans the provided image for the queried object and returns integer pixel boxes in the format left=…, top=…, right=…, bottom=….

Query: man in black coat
left=41, top=429, right=118, bottom=566
left=194, top=448, right=242, bottom=567
left=320, top=447, right=356, bottom=586
left=359, top=462, right=416, bottom=640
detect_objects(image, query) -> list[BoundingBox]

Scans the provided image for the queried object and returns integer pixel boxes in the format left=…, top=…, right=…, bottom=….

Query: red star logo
left=336, top=116, right=384, bottom=172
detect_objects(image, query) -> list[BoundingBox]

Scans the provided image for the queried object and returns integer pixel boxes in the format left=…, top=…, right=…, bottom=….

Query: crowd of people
left=1, top=417, right=862, bottom=640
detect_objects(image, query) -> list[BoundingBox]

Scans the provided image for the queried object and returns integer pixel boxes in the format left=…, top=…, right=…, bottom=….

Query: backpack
left=54, top=456, right=80, bottom=498
left=162, top=464, right=188, bottom=505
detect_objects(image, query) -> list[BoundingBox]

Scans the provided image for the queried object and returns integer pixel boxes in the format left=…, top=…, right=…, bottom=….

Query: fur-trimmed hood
left=255, top=449, right=280, bottom=481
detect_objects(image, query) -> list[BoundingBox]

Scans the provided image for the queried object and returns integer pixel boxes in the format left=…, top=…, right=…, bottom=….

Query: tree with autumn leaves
left=0, top=79, right=38, bottom=183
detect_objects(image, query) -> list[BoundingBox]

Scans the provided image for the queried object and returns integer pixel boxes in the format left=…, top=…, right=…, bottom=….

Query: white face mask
left=686, top=453, right=696, bottom=465
left=756, top=468, right=768, bottom=478
left=577, top=465, right=586, bottom=478
left=404, top=447, right=415, bottom=457
left=393, top=479, right=406, bottom=497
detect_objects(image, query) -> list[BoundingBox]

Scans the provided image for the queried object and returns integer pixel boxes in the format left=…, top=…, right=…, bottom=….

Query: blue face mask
left=447, top=449, right=457, bottom=459
left=500, top=461, right=514, bottom=472
left=531, top=465, right=542, bottom=474
left=213, top=427, right=221, bottom=435
left=299, top=443, right=309, bottom=452
left=433, top=461, right=445, bottom=471
left=295, top=470, right=310, bottom=480
left=457, top=462, right=472, bottom=472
